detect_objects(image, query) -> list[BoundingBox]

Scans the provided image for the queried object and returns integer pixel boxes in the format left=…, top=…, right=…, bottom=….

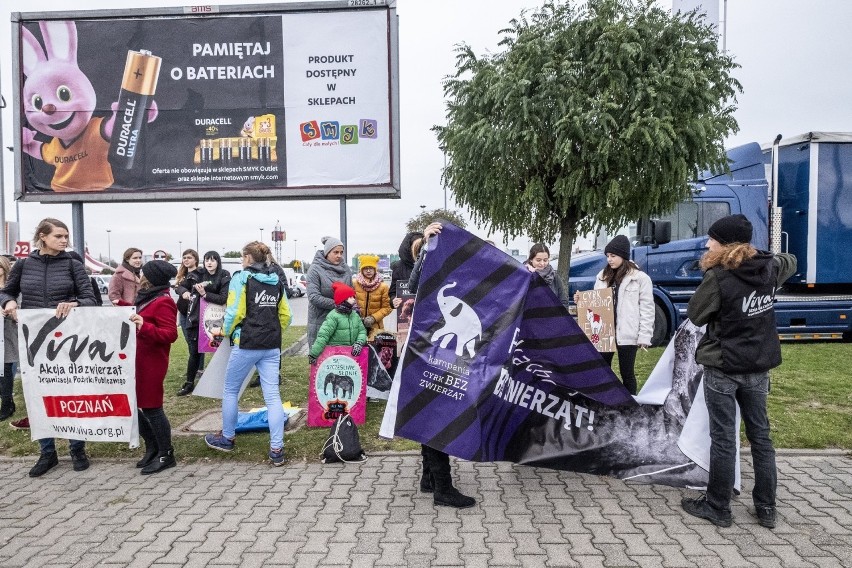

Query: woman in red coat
left=129, top=260, right=179, bottom=475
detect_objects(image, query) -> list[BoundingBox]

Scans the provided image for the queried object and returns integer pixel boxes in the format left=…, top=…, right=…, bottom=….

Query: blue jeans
left=222, top=346, right=285, bottom=450
left=704, top=367, right=777, bottom=513
left=39, top=438, right=85, bottom=454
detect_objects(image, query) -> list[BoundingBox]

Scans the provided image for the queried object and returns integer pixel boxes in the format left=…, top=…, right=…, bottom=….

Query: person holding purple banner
left=176, top=251, right=230, bottom=396
left=524, top=243, right=569, bottom=309
left=409, top=222, right=476, bottom=509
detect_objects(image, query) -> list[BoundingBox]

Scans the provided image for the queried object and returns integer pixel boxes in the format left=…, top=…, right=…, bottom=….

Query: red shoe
left=10, top=416, right=29, bottom=430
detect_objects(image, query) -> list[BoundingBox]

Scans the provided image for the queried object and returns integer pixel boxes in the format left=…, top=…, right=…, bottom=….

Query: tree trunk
left=556, top=217, right=577, bottom=290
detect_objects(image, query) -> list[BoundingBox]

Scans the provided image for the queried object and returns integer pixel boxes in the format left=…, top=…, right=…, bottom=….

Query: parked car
left=92, top=275, right=112, bottom=295
left=289, top=281, right=306, bottom=298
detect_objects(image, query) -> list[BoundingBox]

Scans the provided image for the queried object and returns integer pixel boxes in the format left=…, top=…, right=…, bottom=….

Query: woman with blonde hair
left=205, top=241, right=291, bottom=465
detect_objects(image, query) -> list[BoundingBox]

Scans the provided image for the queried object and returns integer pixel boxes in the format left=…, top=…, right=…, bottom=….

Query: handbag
left=320, top=414, right=367, bottom=464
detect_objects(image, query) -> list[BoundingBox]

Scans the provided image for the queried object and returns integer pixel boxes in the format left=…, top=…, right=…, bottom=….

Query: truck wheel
left=651, top=304, right=668, bottom=347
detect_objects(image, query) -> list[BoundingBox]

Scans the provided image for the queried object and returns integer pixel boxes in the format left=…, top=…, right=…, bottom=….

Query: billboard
left=12, top=2, right=400, bottom=203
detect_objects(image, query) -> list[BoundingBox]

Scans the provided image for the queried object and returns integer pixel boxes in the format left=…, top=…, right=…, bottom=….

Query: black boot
left=136, top=444, right=159, bottom=468
left=0, top=399, right=15, bottom=421
left=70, top=448, right=90, bottom=472
left=29, top=451, right=59, bottom=477
left=176, top=381, right=195, bottom=396
left=141, top=448, right=176, bottom=475
left=419, top=448, right=434, bottom=493
left=426, top=446, right=475, bottom=508
left=137, top=411, right=159, bottom=468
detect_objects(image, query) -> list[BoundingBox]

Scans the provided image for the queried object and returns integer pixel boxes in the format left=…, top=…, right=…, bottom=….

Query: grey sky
left=2, top=0, right=851, bottom=263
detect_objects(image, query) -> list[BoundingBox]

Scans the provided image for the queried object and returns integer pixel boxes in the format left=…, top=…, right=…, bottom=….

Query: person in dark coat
left=176, top=251, right=230, bottom=396
left=407, top=222, right=476, bottom=509
left=130, top=260, right=179, bottom=475
left=306, top=236, right=352, bottom=348
left=0, top=218, right=97, bottom=477
left=389, top=231, right=423, bottom=307
left=681, top=214, right=797, bottom=529
left=0, top=256, right=18, bottom=422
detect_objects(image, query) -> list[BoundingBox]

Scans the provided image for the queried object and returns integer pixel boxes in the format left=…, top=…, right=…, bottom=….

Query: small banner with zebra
left=381, top=223, right=715, bottom=489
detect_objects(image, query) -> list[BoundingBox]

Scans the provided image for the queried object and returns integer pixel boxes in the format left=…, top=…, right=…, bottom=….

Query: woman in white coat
left=592, top=235, right=654, bottom=395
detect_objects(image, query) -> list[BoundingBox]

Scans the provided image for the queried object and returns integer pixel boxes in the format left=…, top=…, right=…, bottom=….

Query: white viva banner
left=18, top=307, right=139, bottom=446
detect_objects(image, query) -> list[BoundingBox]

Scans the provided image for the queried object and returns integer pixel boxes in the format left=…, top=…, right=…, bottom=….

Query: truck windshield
left=655, top=201, right=731, bottom=242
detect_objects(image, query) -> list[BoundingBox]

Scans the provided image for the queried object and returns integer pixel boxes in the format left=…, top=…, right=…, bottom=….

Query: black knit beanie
left=604, top=235, right=631, bottom=261
left=142, top=260, right=177, bottom=287
left=708, top=214, right=753, bottom=245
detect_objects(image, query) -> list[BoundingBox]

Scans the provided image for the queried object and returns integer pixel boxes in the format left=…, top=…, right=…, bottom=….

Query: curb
left=282, top=333, right=307, bottom=357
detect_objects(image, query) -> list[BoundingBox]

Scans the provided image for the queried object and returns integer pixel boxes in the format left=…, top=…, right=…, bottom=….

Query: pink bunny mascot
left=21, top=21, right=157, bottom=192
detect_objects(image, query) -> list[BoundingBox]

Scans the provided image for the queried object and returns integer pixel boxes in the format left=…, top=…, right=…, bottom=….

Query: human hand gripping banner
left=381, top=224, right=714, bottom=488
left=18, top=307, right=139, bottom=446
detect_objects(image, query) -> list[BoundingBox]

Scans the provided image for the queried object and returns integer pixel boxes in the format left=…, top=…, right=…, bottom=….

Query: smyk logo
left=299, top=119, right=378, bottom=144
left=431, top=282, right=482, bottom=358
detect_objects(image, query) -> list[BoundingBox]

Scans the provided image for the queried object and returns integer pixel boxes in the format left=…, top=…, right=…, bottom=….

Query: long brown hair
left=700, top=243, right=757, bottom=271
left=601, top=260, right=641, bottom=287
left=176, top=248, right=200, bottom=283
left=0, top=256, right=12, bottom=287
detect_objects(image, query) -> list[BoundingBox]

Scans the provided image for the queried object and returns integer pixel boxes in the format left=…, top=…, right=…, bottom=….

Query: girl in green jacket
left=309, top=282, right=367, bottom=363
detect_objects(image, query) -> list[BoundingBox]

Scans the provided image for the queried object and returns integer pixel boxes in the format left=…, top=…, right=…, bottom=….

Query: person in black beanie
left=130, top=260, right=180, bottom=474
left=576, top=234, right=654, bottom=395
left=681, top=215, right=796, bottom=529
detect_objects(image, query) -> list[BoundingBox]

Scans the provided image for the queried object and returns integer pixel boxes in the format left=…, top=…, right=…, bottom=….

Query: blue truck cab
left=567, top=133, right=852, bottom=344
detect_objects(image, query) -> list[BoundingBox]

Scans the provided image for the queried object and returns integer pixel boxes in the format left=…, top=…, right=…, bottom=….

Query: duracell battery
left=258, top=137, right=271, bottom=165
left=108, top=49, right=162, bottom=170
left=239, top=138, right=252, bottom=163
left=219, top=139, right=232, bottom=164
left=200, top=139, right=213, bottom=164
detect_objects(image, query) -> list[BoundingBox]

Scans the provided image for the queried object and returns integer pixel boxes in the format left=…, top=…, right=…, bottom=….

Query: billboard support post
left=340, top=197, right=348, bottom=254
left=72, top=203, right=84, bottom=259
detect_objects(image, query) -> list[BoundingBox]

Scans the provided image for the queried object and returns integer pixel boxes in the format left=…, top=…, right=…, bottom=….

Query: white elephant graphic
left=431, top=282, right=482, bottom=357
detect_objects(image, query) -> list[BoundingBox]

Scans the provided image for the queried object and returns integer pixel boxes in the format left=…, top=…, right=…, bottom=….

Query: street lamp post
left=179, top=240, right=182, bottom=256
left=193, top=208, right=200, bottom=252
left=106, top=229, right=111, bottom=266
left=260, top=228, right=264, bottom=242
left=294, top=239, right=298, bottom=263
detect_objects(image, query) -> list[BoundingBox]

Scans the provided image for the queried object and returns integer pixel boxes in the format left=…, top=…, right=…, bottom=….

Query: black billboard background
left=21, top=16, right=286, bottom=194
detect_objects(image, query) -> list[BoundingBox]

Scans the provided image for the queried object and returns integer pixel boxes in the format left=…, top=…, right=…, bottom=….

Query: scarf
left=356, top=272, right=382, bottom=292
left=336, top=302, right=354, bottom=315
left=123, top=261, right=141, bottom=277
left=536, top=263, right=556, bottom=285
left=135, top=285, right=171, bottom=311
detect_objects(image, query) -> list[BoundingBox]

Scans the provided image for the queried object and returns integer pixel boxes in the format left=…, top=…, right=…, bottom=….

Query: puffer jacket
left=353, top=279, right=393, bottom=341
left=0, top=250, right=97, bottom=309
left=108, top=264, right=140, bottom=306
left=390, top=232, right=422, bottom=300
left=309, top=308, right=367, bottom=358
left=593, top=267, right=654, bottom=346
left=306, top=250, right=353, bottom=347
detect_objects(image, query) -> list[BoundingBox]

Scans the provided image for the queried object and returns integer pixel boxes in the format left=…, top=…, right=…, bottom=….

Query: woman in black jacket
left=389, top=231, right=423, bottom=308
left=175, top=251, right=231, bottom=395
left=0, top=218, right=97, bottom=477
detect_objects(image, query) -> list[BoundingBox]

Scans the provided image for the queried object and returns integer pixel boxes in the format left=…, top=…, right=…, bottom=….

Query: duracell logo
left=114, top=99, right=138, bottom=157
left=195, top=118, right=232, bottom=126
left=55, top=151, right=88, bottom=164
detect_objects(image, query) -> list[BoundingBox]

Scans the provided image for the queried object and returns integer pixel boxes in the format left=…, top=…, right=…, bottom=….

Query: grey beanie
left=322, top=236, right=343, bottom=257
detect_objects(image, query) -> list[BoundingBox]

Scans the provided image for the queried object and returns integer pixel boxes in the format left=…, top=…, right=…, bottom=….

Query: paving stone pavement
left=0, top=451, right=849, bottom=567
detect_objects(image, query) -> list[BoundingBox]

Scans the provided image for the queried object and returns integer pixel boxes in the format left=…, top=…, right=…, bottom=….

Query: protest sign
left=395, top=281, right=415, bottom=356
left=308, top=346, right=367, bottom=427
left=19, top=307, right=138, bottom=446
left=197, top=298, right=225, bottom=353
left=576, top=288, right=616, bottom=352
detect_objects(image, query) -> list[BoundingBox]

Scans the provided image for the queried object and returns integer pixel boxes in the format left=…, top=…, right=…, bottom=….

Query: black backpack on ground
left=321, top=414, right=367, bottom=464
